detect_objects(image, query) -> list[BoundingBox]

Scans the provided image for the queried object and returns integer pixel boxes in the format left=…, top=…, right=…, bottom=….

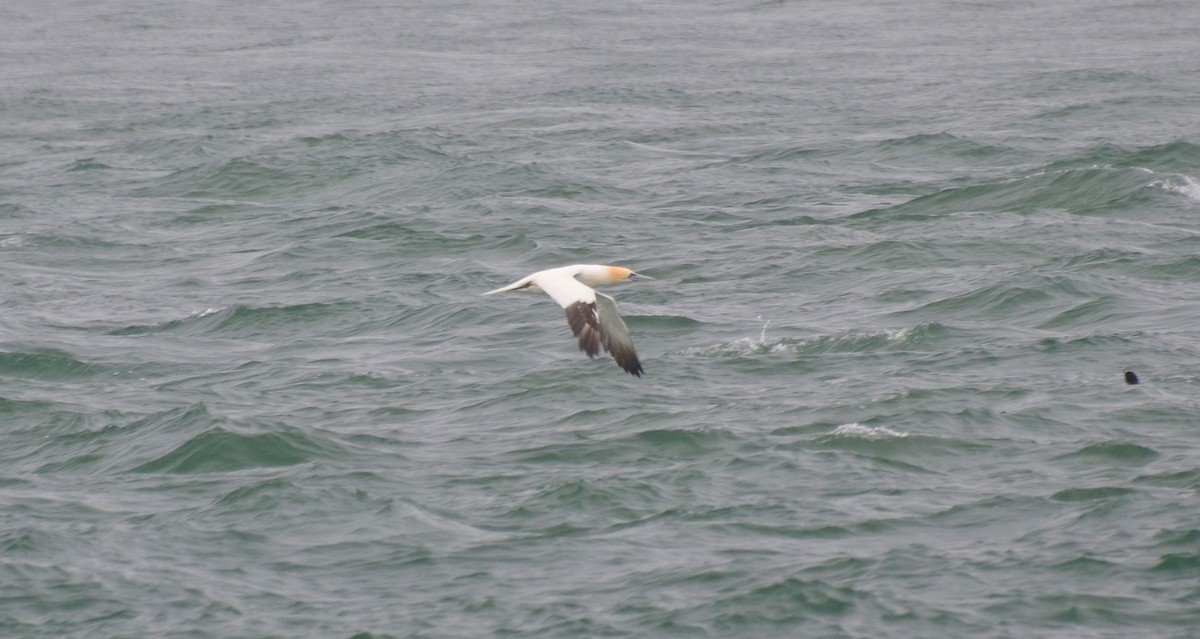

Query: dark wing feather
left=564, top=301, right=602, bottom=358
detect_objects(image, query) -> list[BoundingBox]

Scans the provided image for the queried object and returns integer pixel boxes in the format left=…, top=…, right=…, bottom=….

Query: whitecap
left=830, top=423, right=908, bottom=440
left=680, top=336, right=793, bottom=357
left=682, top=325, right=921, bottom=358
left=1151, top=174, right=1200, bottom=202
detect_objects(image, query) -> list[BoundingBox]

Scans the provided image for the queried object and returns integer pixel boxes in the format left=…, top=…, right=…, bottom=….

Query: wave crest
left=683, top=323, right=946, bottom=358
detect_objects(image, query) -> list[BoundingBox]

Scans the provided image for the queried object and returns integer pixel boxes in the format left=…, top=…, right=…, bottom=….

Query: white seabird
left=484, top=264, right=654, bottom=376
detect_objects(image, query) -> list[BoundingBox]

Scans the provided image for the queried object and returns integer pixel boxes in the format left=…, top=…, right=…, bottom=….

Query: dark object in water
left=1124, top=371, right=1139, bottom=385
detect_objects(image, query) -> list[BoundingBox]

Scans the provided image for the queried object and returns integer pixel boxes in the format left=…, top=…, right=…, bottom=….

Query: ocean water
left=3, top=0, right=1200, bottom=636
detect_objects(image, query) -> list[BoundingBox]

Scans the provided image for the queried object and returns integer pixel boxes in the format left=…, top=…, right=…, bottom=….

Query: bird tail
left=483, top=276, right=533, bottom=295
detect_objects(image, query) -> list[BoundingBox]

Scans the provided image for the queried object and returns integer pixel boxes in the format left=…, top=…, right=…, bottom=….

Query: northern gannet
left=484, top=264, right=654, bottom=376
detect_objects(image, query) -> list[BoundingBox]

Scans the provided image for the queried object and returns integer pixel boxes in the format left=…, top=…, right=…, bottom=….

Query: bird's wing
left=534, top=270, right=604, bottom=358
left=595, top=292, right=643, bottom=376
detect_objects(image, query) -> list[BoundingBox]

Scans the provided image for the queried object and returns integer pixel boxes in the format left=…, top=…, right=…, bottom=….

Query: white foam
left=623, top=140, right=738, bottom=159
left=682, top=325, right=918, bottom=358
left=682, top=316, right=782, bottom=357
left=681, top=336, right=792, bottom=357
left=1152, top=174, right=1200, bottom=202
left=830, top=423, right=908, bottom=440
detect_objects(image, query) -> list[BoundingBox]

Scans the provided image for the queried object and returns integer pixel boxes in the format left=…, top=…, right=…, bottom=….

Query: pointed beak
left=629, top=271, right=655, bottom=281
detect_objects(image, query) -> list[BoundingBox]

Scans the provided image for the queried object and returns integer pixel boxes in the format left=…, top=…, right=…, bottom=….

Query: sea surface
left=3, top=1, right=1200, bottom=637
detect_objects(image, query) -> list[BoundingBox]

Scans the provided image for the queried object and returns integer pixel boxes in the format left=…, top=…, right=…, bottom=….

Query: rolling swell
left=0, top=349, right=101, bottom=379
left=131, top=426, right=345, bottom=474
left=106, top=302, right=363, bottom=337
left=852, top=141, right=1199, bottom=223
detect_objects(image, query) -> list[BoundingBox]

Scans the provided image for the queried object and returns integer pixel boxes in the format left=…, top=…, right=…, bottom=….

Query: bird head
left=606, top=266, right=654, bottom=283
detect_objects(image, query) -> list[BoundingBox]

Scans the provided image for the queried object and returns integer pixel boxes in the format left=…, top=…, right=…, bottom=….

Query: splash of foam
left=1151, top=174, right=1200, bottom=201
left=830, top=423, right=908, bottom=440
left=682, top=325, right=920, bottom=358
left=682, top=335, right=792, bottom=357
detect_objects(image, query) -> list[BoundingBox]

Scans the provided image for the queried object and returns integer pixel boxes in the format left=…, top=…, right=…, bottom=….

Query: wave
left=1066, top=140, right=1200, bottom=173
left=625, top=314, right=703, bottom=334
left=34, top=404, right=217, bottom=475
left=1132, top=470, right=1200, bottom=490
left=868, top=132, right=1018, bottom=168
left=1150, top=174, right=1200, bottom=202
left=295, top=128, right=457, bottom=165
left=682, top=323, right=951, bottom=358
left=0, top=348, right=101, bottom=379
left=897, top=281, right=1050, bottom=320
left=809, top=425, right=963, bottom=469
left=67, top=158, right=113, bottom=171
left=892, top=273, right=1131, bottom=328
left=134, top=158, right=313, bottom=200
left=1151, top=553, right=1200, bottom=573
left=131, top=425, right=345, bottom=474
left=1054, top=441, right=1160, bottom=465
left=654, top=575, right=870, bottom=632
left=1049, top=486, right=1136, bottom=502
left=501, top=414, right=730, bottom=463
left=106, top=302, right=360, bottom=337
left=826, top=423, right=908, bottom=440
left=851, top=141, right=1200, bottom=222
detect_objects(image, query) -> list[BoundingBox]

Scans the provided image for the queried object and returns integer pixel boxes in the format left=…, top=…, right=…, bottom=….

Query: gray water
left=3, top=1, right=1200, bottom=637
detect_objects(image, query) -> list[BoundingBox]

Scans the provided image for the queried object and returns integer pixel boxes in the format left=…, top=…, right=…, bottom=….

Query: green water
left=3, top=1, right=1200, bottom=637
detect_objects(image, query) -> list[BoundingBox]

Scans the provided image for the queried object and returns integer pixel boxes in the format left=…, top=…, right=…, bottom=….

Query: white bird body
left=484, top=264, right=653, bottom=376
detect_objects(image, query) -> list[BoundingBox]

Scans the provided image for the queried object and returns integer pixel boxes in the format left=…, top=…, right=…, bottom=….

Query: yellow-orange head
left=576, top=264, right=653, bottom=288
